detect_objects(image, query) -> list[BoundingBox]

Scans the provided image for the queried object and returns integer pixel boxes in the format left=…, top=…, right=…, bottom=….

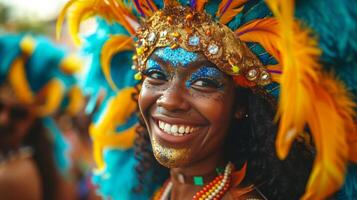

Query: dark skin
left=0, top=85, right=41, bottom=200
left=0, top=85, right=35, bottom=152
left=138, top=47, right=250, bottom=199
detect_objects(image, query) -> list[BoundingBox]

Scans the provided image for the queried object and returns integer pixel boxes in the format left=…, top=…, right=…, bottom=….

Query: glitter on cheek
left=151, top=136, right=191, bottom=168
left=154, top=47, right=198, bottom=68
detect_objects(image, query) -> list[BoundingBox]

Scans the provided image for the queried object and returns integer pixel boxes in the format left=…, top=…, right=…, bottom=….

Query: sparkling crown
left=132, top=4, right=271, bottom=86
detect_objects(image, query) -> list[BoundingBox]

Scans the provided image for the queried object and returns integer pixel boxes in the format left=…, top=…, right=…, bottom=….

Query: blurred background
left=0, top=0, right=102, bottom=199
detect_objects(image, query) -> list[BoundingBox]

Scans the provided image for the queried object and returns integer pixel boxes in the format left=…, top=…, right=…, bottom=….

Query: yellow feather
left=216, top=0, right=247, bottom=24
left=93, top=125, right=137, bottom=149
left=65, top=86, right=85, bottom=116
left=90, top=88, right=138, bottom=170
left=8, top=58, right=35, bottom=105
left=59, top=54, right=82, bottom=74
left=36, top=79, right=65, bottom=117
left=56, top=0, right=136, bottom=45
left=265, top=0, right=357, bottom=199
left=101, top=35, right=134, bottom=91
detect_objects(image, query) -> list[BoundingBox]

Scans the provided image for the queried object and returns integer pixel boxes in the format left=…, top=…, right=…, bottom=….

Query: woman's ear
left=234, top=108, right=248, bottom=119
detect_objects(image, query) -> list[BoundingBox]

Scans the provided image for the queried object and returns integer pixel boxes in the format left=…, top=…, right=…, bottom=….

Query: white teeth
left=171, top=125, right=178, bottom=134
left=185, top=126, right=190, bottom=134
left=164, top=123, right=171, bottom=133
left=159, top=121, right=164, bottom=129
left=158, top=120, right=199, bottom=136
left=178, top=126, right=185, bottom=134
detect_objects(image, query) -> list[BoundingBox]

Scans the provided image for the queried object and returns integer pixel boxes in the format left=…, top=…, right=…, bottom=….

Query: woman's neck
left=169, top=150, right=226, bottom=200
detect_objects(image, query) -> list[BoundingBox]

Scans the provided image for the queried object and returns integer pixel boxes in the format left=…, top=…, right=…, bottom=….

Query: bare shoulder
left=0, top=158, right=42, bottom=200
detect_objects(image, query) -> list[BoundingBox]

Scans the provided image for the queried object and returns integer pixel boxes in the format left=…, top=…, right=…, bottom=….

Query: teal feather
left=295, top=0, right=357, bottom=99
left=335, top=163, right=357, bottom=199
left=83, top=17, right=162, bottom=200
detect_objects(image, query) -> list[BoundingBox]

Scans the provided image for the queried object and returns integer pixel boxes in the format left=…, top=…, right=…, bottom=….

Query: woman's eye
left=191, top=78, right=223, bottom=89
left=143, top=69, right=168, bottom=82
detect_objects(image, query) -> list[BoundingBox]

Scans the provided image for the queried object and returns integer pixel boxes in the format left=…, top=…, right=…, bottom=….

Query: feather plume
left=236, top=18, right=281, bottom=62
left=266, top=64, right=282, bottom=83
left=133, top=0, right=158, bottom=17
left=90, top=87, right=138, bottom=170
left=56, top=0, right=136, bottom=45
left=36, top=79, right=65, bottom=117
left=195, top=0, right=208, bottom=12
left=216, top=0, right=247, bottom=24
left=65, top=86, right=85, bottom=116
left=265, top=0, right=357, bottom=199
left=101, top=35, right=134, bottom=91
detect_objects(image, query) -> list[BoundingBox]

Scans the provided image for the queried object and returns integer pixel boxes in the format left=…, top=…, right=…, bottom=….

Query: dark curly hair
left=133, top=85, right=314, bottom=200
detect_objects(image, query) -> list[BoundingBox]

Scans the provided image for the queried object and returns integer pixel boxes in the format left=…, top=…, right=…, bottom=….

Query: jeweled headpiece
left=133, top=3, right=271, bottom=86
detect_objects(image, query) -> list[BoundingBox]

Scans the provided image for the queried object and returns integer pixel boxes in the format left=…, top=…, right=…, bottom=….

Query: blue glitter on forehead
left=190, top=66, right=223, bottom=80
left=186, top=66, right=224, bottom=88
left=153, top=47, right=198, bottom=67
left=146, top=58, right=161, bottom=70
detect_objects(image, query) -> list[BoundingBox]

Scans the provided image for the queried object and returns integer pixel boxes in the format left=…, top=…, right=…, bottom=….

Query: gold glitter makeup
left=151, top=136, right=191, bottom=168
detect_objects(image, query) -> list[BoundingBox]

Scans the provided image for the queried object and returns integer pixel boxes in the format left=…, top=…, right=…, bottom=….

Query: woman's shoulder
left=0, top=157, right=42, bottom=200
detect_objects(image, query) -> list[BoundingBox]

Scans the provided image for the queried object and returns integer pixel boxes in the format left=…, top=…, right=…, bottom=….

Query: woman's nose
left=156, top=80, right=190, bottom=112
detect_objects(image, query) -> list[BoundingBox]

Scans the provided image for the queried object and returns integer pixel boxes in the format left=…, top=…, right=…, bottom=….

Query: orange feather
left=196, top=0, right=208, bottom=12
left=216, top=0, right=248, bottom=24
left=132, top=0, right=158, bottom=17
left=265, top=0, right=357, bottom=199
left=236, top=18, right=281, bottom=62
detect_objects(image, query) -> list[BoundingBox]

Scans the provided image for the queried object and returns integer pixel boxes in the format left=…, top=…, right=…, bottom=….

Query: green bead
left=193, top=176, right=204, bottom=186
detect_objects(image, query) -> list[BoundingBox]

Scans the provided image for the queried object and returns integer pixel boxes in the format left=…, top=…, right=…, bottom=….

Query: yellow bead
left=134, top=72, right=142, bottom=80
left=136, top=47, right=144, bottom=55
left=232, top=65, right=240, bottom=73
left=170, top=44, right=179, bottom=49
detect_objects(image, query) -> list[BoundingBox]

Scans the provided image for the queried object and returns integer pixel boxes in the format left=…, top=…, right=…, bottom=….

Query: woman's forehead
left=151, top=47, right=205, bottom=68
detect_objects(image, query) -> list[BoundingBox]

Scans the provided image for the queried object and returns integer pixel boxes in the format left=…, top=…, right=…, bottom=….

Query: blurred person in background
left=0, top=34, right=84, bottom=200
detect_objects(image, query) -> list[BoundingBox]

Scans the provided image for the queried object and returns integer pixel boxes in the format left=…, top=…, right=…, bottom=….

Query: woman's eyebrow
left=147, top=55, right=170, bottom=72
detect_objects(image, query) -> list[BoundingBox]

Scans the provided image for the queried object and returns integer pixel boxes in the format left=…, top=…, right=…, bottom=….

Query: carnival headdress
left=58, top=0, right=357, bottom=199
left=0, top=34, right=85, bottom=172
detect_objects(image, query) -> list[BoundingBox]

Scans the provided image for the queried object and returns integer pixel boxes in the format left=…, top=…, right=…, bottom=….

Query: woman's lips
left=150, top=116, right=207, bottom=144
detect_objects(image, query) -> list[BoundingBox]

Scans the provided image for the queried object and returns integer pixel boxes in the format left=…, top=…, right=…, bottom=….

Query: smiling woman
left=57, top=0, right=357, bottom=199
left=135, top=47, right=313, bottom=200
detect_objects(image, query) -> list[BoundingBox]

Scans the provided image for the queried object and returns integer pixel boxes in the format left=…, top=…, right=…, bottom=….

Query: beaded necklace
left=153, top=162, right=234, bottom=200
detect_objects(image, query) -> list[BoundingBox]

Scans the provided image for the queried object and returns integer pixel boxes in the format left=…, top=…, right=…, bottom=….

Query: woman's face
left=138, top=47, right=236, bottom=168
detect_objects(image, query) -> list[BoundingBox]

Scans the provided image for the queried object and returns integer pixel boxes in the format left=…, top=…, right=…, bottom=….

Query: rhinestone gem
left=147, top=32, right=156, bottom=43
left=261, top=71, right=270, bottom=80
left=160, top=30, right=168, bottom=37
left=188, top=35, right=200, bottom=46
left=247, top=69, right=257, bottom=78
left=208, top=44, right=219, bottom=55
